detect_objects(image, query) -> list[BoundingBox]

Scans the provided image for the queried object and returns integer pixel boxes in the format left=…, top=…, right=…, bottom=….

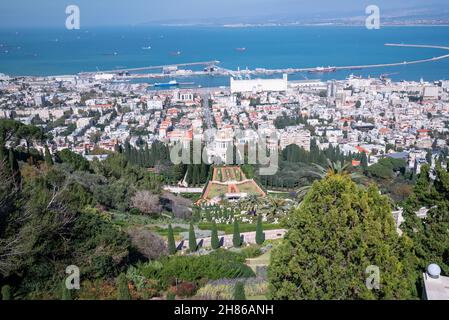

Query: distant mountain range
left=141, top=6, right=449, bottom=27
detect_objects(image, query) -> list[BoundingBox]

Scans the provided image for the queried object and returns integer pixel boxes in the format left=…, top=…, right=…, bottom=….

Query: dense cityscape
left=1, top=72, right=448, bottom=178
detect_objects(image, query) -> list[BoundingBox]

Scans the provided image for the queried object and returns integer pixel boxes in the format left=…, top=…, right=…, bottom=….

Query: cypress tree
left=200, top=163, right=207, bottom=184
left=193, top=165, right=200, bottom=186
left=117, top=273, right=131, bottom=300
left=211, top=221, right=220, bottom=249
left=233, top=282, right=246, bottom=300
left=187, top=165, right=193, bottom=185
left=44, top=145, right=53, bottom=166
left=1, top=285, right=11, bottom=300
left=189, top=223, right=197, bottom=252
left=8, top=148, right=17, bottom=172
left=255, top=216, right=265, bottom=245
left=269, top=173, right=417, bottom=299
left=361, top=152, right=368, bottom=170
left=0, top=145, right=4, bottom=164
left=8, top=148, right=20, bottom=183
left=233, top=219, right=241, bottom=248
left=167, top=224, right=177, bottom=255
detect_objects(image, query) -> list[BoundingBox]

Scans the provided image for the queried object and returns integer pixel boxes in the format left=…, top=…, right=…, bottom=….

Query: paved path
left=177, top=229, right=287, bottom=250
left=163, top=186, right=204, bottom=193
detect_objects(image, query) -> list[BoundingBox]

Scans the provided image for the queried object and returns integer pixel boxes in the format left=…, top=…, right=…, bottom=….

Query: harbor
left=76, top=43, right=449, bottom=82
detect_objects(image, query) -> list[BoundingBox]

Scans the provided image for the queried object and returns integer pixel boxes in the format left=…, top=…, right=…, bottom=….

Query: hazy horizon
left=0, top=0, right=448, bottom=28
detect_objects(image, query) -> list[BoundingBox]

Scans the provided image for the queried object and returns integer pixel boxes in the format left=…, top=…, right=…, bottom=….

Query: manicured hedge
left=137, top=250, right=254, bottom=283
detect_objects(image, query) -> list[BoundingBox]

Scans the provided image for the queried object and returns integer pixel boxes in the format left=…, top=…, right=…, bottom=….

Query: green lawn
left=206, top=183, right=228, bottom=199
left=148, top=225, right=188, bottom=238
left=237, top=182, right=262, bottom=195
left=246, top=251, right=271, bottom=266
left=179, top=193, right=202, bottom=202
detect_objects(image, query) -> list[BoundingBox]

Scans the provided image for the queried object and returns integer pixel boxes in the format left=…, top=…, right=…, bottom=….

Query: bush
left=60, top=281, right=72, bottom=300
left=77, top=280, right=117, bottom=300
left=116, top=273, right=131, bottom=300
left=134, top=250, right=254, bottom=285
left=241, top=246, right=262, bottom=259
left=233, top=282, right=246, bottom=300
left=128, top=227, right=168, bottom=260
left=1, top=285, right=11, bottom=300
left=131, top=190, right=162, bottom=216
left=175, top=282, right=197, bottom=298
left=196, top=278, right=268, bottom=300
left=166, top=291, right=176, bottom=300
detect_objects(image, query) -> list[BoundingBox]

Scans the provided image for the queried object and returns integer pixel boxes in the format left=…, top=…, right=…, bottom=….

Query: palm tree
left=296, top=160, right=363, bottom=203
left=242, top=195, right=262, bottom=216
left=259, top=197, right=288, bottom=222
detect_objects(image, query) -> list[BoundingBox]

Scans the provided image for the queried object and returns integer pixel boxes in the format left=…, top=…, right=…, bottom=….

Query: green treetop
left=269, top=173, right=417, bottom=300
left=402, top=164, right=449, bottom=277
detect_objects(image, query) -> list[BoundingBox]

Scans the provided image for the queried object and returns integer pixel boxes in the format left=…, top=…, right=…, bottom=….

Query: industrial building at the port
left=230, top=74, right=288, bottom=93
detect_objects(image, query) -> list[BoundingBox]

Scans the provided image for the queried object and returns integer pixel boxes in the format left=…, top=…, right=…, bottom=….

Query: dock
left=77, top=44, right=449, bottom=80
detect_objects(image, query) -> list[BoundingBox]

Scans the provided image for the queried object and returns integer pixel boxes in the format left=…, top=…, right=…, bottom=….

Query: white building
left=147, top=99, right=163, bottom=110
left=76, top=117, right=92, bottom=129
left=173, top=90, right=194, bottom=102
left=423, top=86, right=439, bottom=100
left=279, top=127, right=311, bottom=151
left=230, top=74, right=288, bottom=93
left=94, top=73, right=114, bottom=81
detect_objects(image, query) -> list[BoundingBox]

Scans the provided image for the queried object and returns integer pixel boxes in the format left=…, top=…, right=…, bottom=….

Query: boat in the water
left=154, top=80, right=179, bottom=88
left=308, top=66, right=337, bottom=74
left=235, top=47, right=246, bottom=52
left=142, top=46, right=152, bottom=50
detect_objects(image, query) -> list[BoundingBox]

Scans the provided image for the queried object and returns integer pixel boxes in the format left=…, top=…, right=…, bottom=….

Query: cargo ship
left=153, top=80, right=179, bottom=88
left=308, top=66, right=337, bottom=74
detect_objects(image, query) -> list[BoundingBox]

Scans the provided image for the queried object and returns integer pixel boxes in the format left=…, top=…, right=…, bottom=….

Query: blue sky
left=0, top=0, right=447, bottom=27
